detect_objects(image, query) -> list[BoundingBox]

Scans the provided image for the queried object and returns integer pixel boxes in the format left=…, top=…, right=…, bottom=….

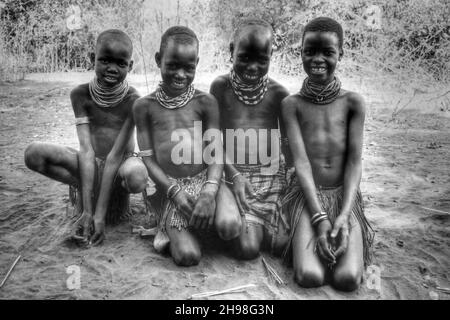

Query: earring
left=229, top=56, right=233, bottom=63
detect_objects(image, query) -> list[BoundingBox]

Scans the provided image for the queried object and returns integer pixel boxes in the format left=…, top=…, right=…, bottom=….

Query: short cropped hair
left=303, top=17, right=344, bottom=49
left=232, top=18, right=273, bottom=45
left=96, top=29, right=133, bottom=55
left=159, top=26, right=199, bottom=55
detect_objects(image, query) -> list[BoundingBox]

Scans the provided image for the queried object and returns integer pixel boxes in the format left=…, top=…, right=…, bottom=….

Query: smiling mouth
left=310, top=67, right=327, bottom=74
left=171, top=80, right=187, bottom=89
left=103, top=76, right=118, bottom=83
left=242, top=73, right=260, bottom=82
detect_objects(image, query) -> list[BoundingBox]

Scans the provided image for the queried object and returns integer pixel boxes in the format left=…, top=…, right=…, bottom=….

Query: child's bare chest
left=88, top=101, right=130, bottom=130
left=150, top=103, right=203, bottom=133
left=299, top=100, right=348, bottom=133
left=221, top=90, right=279, bottom=128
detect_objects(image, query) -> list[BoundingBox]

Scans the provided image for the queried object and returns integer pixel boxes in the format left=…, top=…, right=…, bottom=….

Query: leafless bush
left=0, top=0, right=448, bottom=89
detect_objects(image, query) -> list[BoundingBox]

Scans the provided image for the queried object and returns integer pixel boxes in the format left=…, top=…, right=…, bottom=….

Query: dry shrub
left=0, top=25, right=26, bottom=82
left=0, top=0, right=448, bottom=91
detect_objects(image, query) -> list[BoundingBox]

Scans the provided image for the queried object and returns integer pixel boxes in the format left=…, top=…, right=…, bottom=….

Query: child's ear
left=128, top=60, right=134, bottom=72
left=89, top=52, right=95, bottom=65
left=339, top=48, right=344, bottom=61
left=155, top=52, right=161, bottom=68
left=229, top=42, right=234, bottom=57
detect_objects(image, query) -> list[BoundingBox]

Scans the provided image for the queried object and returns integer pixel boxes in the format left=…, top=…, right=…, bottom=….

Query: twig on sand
left=132, top=226, right=158, bottom=237
left=420, top=206, right=449, bottom=215
left=0, top=255, right=21, bottom=289
left=436, top=287, right=450, bottom=294
left=262, top=257, right=285, bottom=285
left=189, top=284, right=257, bottom=299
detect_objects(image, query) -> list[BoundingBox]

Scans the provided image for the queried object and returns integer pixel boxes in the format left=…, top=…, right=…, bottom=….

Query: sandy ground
left=0, top=71, right=449, bottom=300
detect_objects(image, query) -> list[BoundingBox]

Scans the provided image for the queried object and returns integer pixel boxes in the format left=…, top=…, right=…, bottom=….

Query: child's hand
left=315, top=219, right=336, bottom=264
left=172, top=189, right=196, bottom=220
left=72, top=211, right=94, bottom=246
left=91, top=218, right=105, bottom=246
left=330, top=214, right=350, bottom=258
left=190, top=191, right=216, bottom=230
left=231, top=175, right=256, bottom=214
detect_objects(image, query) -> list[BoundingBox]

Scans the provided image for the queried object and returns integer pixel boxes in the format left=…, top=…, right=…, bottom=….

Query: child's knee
left=24, top=142, right=45, bottom=171
left=332, top=268, right=362, bottom=292
left=294, top=266, right=325, bottom=288
left=173, top=246, right=201, bottom=267
left=238, top=240, right=261, bottom=260
left=121, top=164, right=148, bottom=193
left=216, top=216, right=241, bottom=241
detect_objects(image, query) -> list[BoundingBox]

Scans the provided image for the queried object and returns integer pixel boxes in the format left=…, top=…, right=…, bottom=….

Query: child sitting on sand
left=133, top=26, right=241, bottom=266
left=210, top=18, right=290, bottom=259
left=24, top=29, right=148, bottom=246
left=281, top=17, right=374, bottom=291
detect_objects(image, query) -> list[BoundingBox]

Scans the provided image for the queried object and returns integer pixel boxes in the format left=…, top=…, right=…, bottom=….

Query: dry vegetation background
left=1, top=0, right=449, bottom=84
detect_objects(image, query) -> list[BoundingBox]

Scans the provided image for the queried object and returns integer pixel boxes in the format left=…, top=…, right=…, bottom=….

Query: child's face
left=94, top=40, right=133, bottom=87
left=231, top=29, right=272, bottom=84
left=301, top=31, right=342, bottom=84
left=156, top=38, right=199, bottom=96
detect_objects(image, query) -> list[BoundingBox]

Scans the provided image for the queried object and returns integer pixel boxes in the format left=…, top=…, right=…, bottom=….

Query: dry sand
left=0, top=72, right=448, bottom=300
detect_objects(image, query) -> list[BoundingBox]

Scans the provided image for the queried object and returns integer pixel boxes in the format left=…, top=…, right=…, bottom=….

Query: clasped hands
left=314, top=214, right=350, bottom=266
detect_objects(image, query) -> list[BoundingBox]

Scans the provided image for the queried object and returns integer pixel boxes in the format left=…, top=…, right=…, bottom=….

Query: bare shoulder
left=195, top=90, right=217, bottom=104
left=70, top=83, right=89, bottom=101
left=194, top=90, right=219, bottom=113
left=268, top=78, right=289, bottom=100
left=210, top=74, right=229, bottom=91
left=127, top=86, right=141, bottom=102
left=132, top=93, right=156, bottom=116
left=342, top=90, right=366, bottom=114
left=281, top=93, right=302, bottom=109
left=69, top=84, right=91, bottom=116
left=281, top=94, right=303, bottom=123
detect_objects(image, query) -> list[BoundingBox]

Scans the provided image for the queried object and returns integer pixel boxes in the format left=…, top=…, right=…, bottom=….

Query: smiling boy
left=281, top=17, right=374, bottom=291
left=210, top=19, right=290, bottom=259
left=133, top=26, right=240, bottom=266
left=24, top=29, right=148, bottom=246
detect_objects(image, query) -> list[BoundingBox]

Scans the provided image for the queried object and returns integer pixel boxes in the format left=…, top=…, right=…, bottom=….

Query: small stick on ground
left=0, top=255, right=21, bottom=289
left=262, top=257, right=285, bottom=285
left=189, top=284, right=257, bottom=299
left=131, top=225, right=158, bottom=237
left=436, top=287, right=450, bottom=294
left=420, top=206, right=449, bottom=215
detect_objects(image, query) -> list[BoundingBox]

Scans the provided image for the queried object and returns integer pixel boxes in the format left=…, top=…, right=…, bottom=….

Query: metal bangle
left=170, top=185, right=182, bottom=199
left=312, top=215, right=329, bottom=227
left=230, top=172, right=241, bottom=181
left=166, top=183, right=179, bottom=199
left=137, top=149, right=154, bottom=157
left=203, top=180, right=220, bottom=188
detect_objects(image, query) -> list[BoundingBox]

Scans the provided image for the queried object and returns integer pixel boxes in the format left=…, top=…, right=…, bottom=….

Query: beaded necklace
left=88, top=76, right=129, bottom=108
left=229, top=69, right=269, bottom=106
left=299, top=77, right=341, bottom=105
left=155, top=82, right=196, bottom=110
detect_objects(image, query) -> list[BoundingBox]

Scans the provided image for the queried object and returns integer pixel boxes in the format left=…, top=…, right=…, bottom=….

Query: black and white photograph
left=0, top=0, right=448, bottom=303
